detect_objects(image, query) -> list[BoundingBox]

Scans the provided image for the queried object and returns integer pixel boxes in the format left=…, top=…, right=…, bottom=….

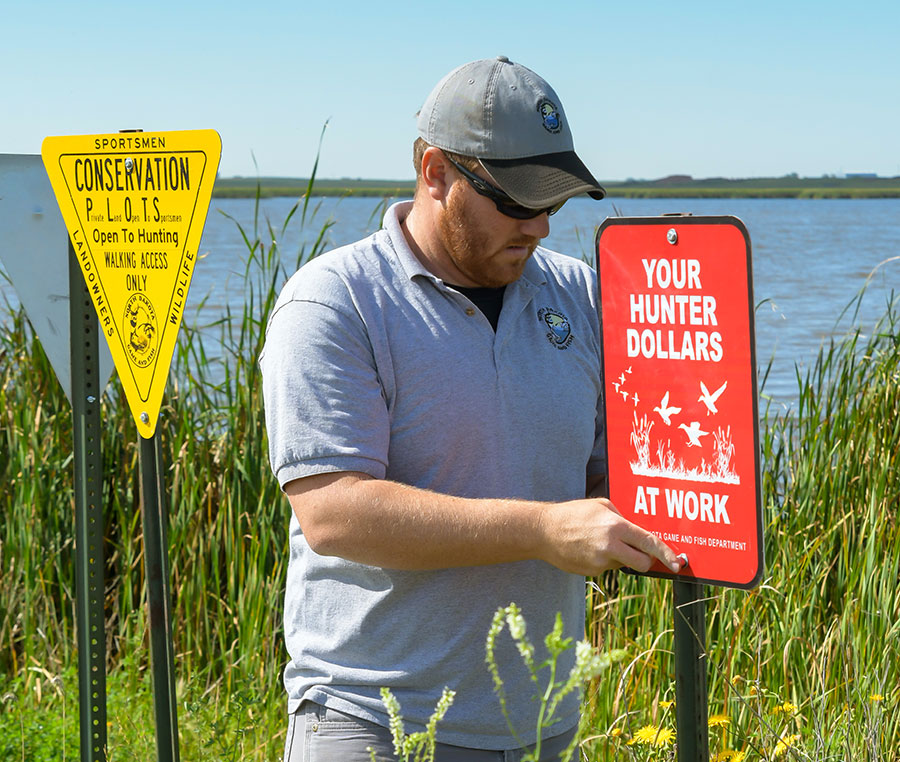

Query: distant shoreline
left=213, top=175, right=900, bottom=200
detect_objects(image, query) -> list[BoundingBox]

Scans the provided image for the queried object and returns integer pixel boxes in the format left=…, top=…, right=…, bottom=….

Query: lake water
left=3, top=195, right=899, bottom=408
left=188, top=195, right=900, bottom=407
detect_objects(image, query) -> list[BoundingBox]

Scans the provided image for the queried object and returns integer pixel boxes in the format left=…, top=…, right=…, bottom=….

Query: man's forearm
left=287, top=472, right=544, bottom=570
left=285, top=471, right=683, bottom=576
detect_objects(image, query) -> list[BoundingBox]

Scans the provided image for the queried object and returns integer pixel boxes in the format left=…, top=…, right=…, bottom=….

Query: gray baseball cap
left=417, top=56, right=605, bottom=208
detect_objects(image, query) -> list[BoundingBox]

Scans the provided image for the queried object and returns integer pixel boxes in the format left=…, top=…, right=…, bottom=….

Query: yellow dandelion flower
left=660, top=699, right=675, bottom=709
left=773, top=701, right=797, bottom=715
left=713, top=752, right=746, bottom=762
left=708, top=713, right=731, bottom=728
left=608, top=727, right=623, bottom=738
left=773, top=733, right=800, bottom=758
left=628, top=725, right=657, bottom=746
left=628, top=724, right=675, bottom=747
left=748, top=685, right=758, bottom=696
left=870, top=693, right=884, bottom=702
left=653, top=727, right=676, bottom=747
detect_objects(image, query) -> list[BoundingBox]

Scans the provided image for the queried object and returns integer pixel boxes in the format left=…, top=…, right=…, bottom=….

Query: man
left=261, top=56, right=682, bottom=762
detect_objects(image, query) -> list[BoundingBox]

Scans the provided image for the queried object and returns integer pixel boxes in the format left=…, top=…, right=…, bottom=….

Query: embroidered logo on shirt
left=538, top=307, right=573, bottom=349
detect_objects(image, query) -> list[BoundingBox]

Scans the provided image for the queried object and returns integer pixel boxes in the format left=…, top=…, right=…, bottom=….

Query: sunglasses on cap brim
left=444, top=154, right=565, bottom=220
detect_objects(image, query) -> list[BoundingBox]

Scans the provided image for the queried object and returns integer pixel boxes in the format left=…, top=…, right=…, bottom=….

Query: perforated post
left=674, top=580, right=709, bottom=761
left=140, top=430, right=180, bottom=762
left=70, top=239, right=108, bottom=762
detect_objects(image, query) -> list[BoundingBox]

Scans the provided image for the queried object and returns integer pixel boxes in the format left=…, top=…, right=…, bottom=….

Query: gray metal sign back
left=0, top=154, right=114, bottom=402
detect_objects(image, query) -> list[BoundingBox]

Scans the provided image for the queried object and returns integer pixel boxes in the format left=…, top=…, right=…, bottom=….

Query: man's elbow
left=301, top=520, right=342, bottom=557
left=285, top=472, right=368, bottom=557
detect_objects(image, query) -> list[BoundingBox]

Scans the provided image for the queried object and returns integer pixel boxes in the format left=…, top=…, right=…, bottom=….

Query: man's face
left=435, top=169, right=550, bottom=288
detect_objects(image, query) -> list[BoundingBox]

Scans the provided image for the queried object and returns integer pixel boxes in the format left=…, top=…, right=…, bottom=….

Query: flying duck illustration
left=678, top=421, right=709, bottom=448
left=653, top=391, right=682, bottom=425
left=698, top=381, right=728, bottom=415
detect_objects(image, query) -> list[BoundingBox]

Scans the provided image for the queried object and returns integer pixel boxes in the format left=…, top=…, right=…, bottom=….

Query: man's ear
left=420, top=147, right=453, bottom=202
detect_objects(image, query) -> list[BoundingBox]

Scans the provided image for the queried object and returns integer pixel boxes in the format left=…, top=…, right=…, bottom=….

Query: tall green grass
left=1, top=191, right=898, bottom=759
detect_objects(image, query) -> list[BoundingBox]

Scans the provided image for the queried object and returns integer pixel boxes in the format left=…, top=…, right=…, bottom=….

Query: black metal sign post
left=139, top=431, right=181, bottom=762
left=674, top=580, right=709, bottom=761
left=69, top=240, right=108, bottom=762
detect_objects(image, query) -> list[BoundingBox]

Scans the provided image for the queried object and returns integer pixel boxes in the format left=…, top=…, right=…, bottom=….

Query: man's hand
left=536, top=497, right=684, bottom=576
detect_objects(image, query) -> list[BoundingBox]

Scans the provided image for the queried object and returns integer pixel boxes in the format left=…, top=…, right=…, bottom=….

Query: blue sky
left=3, top=0, right=898, bottom=181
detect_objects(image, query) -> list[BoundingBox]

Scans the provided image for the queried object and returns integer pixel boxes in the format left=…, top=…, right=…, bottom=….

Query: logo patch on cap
left=537, top=100, right=562, bottom=134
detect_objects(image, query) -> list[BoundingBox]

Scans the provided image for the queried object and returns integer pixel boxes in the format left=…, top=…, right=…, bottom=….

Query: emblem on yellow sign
left=42, top=129, right=221, bottom=438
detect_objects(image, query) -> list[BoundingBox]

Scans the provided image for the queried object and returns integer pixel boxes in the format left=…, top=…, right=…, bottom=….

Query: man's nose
left=519, top=211, right=550, bottom=239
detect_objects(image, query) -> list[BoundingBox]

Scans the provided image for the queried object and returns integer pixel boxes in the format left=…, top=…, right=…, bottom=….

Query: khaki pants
left=284, top=702, right=578, bottom=762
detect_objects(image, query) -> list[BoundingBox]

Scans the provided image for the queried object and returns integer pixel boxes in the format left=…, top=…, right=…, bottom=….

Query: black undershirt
left=449, top=284, right=507, bottom=331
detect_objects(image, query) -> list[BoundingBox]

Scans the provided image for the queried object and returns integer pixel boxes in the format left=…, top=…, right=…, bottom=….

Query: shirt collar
left=383, top=201, right=437, bottom=282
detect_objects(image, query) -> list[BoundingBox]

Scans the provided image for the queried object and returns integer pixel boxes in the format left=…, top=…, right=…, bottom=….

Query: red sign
left=596, top=216, right=763, bottom=589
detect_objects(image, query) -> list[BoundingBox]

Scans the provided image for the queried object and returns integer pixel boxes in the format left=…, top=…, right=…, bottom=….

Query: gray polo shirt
left=260, top=201, right=605, bottom=749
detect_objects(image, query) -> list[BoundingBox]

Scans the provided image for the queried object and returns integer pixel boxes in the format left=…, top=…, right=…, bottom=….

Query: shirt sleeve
left=260, top=296, right=390, bottom=488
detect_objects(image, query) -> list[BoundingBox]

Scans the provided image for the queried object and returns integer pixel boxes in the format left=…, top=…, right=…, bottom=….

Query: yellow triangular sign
left=42, top=129, right=221, bottom=438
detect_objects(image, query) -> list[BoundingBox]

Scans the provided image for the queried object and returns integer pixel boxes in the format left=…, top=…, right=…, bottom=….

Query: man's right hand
left=536, top=497, right=684, bottom=576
